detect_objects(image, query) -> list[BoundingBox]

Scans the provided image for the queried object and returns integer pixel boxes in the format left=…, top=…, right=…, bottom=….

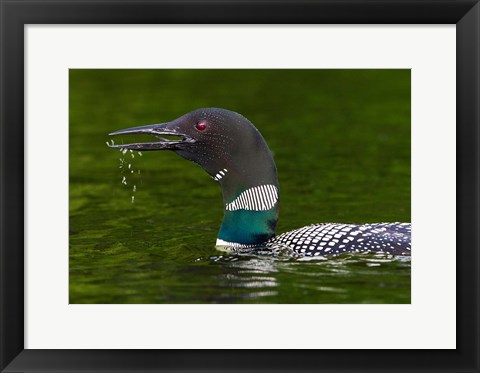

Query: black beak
left=107, top=123, right=195, bottom=151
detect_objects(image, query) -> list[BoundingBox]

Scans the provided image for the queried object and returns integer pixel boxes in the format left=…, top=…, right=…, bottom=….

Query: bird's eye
left=195, top=121, right=207, bottom=132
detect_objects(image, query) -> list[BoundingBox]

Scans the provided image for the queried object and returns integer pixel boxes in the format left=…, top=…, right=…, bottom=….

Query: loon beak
left=107, top=123, right=195, bottom=151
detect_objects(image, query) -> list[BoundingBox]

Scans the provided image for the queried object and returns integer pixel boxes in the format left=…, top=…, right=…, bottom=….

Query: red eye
left=195, top=121, right=207, bottom=131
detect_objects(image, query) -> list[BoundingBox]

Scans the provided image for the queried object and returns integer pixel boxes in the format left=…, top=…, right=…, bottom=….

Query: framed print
left=1, top=1, right=479, bottom=372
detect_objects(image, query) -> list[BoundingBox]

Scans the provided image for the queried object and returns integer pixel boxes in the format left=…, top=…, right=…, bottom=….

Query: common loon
left=109, top=108, right=411, bottom=257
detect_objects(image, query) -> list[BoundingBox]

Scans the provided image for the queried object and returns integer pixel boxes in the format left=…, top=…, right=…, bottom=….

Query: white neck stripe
left=225, top=184, right=278, bottom=211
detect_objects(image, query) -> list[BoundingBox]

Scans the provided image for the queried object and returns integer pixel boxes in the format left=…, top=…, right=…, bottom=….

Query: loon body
left=221, top=222, right=411, bottom=257
left=109, top=108, right=411, bottom=257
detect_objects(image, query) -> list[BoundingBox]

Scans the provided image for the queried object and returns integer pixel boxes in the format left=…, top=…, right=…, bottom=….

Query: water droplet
left=131, top=196, right=135, bottom=203
left=138, top=152, right=142, bottom=156
left=128, top=163, right=131, bottom=169
left=133, top=185, right=136, bottom=192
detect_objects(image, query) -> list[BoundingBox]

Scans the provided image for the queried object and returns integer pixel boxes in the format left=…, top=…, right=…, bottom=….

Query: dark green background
left=69, top=69, right=411, bottom=304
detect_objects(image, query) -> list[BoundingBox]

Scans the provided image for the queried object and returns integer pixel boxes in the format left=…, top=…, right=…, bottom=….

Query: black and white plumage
left=264, top=222, right=411, bottom=256
left=225, top=184, right=279, bottom=211
left=109, top=108, right=411, bottom=257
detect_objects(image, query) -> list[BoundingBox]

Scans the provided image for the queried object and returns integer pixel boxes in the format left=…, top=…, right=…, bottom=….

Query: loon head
left=109, top=108, right=279, bottom=247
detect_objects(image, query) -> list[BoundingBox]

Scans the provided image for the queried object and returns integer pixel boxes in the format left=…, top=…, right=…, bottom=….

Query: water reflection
left=203, top=252, right=411, bottom=303
left=211, top=255, right=280, bottom=300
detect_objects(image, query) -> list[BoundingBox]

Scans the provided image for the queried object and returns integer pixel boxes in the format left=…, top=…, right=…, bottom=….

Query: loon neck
left=215, top=149, right=279, bottom=247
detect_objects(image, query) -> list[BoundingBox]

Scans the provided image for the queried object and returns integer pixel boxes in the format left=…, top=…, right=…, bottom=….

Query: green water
left=69, top=69, right=410, bottom=304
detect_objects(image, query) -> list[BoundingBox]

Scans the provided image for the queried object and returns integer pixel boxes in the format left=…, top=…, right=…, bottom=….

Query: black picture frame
left=1, top=1, right=478, bottom=372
